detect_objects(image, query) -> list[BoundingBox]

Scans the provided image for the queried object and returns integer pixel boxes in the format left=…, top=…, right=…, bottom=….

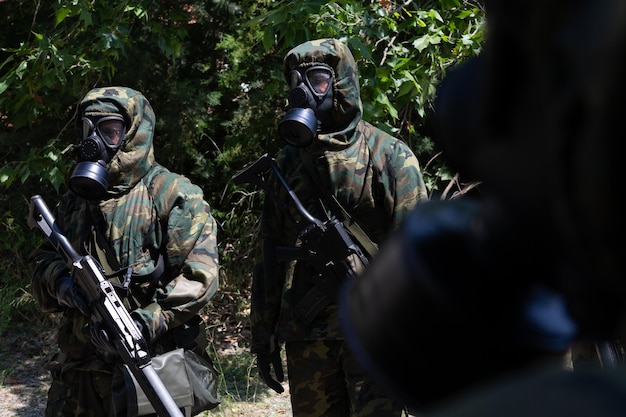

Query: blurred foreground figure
left=340, top=0, right=626, bottom=415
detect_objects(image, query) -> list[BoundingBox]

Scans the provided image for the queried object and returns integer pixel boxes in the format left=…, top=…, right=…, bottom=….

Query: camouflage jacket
left=250, top=39, right=428, bottom=353
left=30, top=87, right=219, bottom=364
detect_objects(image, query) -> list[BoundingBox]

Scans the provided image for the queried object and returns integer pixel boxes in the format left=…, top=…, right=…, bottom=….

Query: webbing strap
left=300, top=153, right=378, bottom=259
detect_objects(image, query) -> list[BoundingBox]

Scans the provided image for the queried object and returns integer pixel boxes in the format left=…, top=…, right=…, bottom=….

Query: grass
left=0, top=324, right=292, bottom=416
left=0, top=274, right=293, bottom=415
left=200, top=347, right=292, bottom=417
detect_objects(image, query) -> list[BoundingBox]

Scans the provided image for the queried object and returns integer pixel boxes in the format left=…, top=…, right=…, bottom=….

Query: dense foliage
left=0, top=0, right=485, bottom=333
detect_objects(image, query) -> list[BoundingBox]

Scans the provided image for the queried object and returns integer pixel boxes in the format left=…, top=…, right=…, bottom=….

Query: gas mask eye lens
left=82, top=118, right=95, bottom=140
left=306, top=68, right=332, bottom=95
left=289, top=70, right=302, bottom=89
left=101, top=127, right=120, bottom=138
left=97, top=119, right=125, bottom=145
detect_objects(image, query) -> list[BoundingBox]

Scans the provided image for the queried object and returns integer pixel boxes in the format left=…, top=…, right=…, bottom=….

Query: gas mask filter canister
left=69, top=115, right=125, bottom=200
left=278, top=65, right=334, bottom=147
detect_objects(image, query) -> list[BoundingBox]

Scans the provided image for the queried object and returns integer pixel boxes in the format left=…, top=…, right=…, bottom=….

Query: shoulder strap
left=300, top=152, right=379, bottom=259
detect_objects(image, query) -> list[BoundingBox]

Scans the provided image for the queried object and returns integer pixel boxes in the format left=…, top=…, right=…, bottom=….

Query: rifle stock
left=28, top=195, right=183, bottom=417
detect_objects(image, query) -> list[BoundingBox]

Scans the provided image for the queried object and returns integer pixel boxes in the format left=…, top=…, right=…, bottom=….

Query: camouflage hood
left=77, top=86, right=155, bottom=196
left=283, top=38, right=363, bottom=151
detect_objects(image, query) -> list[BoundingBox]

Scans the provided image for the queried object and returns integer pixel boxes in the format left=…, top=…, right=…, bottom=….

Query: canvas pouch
left=113, top=348, right=220, bottom=416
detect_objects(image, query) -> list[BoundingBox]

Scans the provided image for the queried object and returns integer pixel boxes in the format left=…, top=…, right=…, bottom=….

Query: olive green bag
left=113, top=347, right=220, bottom=417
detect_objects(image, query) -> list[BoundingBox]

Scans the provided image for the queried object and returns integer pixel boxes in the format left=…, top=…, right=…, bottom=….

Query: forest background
left=0, top=0, right=485, bottom=414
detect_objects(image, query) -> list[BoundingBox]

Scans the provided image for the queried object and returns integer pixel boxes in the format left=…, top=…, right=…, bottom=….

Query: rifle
left=232, top=153, right=369, bottom=323
left=28, top=195, right=183, bottom=417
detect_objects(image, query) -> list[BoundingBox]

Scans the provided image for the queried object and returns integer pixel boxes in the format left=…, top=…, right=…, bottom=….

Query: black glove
left=55, top=275, right=90, bottom=316
left=257, top=350, right=284, bottom=393
left=90, top=321, right=118, bottom=357
left=90, top=319, right=146, bottom=357
left=130, top=312, right=151, bottom=344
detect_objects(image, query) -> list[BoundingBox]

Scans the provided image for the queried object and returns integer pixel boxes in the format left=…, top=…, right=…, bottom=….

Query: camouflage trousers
left=285, top=339, right=405, bottom=417
left=44, top=353, right=115, bottom=417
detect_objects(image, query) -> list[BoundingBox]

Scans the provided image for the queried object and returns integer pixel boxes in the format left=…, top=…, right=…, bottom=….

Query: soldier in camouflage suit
left=250, top=38, right=428, bottom=417
left=30, top=86, right=219, bottom=417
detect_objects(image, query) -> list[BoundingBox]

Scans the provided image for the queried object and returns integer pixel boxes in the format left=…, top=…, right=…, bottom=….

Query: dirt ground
left=0, top=311, right=292, bottom=417
left=0, top=326, right=53, bottom=417
left=0, top=279, right=297, bottom=416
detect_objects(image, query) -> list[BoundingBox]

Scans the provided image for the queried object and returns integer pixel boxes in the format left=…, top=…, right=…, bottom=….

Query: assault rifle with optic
left=232, top=153, right=369, bottom=324
left=28, top=195, right=184, bottom=417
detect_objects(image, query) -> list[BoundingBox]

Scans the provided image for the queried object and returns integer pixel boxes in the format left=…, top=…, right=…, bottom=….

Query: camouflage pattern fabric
left=250, top=39, right=427, bottom=416
left=286, top=339, right=405, bottom=417
left=30, top=86, right=219, bottom=415
left=45, top=359, right=115, bottom=417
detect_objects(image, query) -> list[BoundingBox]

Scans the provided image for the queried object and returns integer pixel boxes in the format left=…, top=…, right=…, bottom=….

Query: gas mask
left=278, top=65, right=334, bottom=147
left=69, top=115, right=126, bottom=200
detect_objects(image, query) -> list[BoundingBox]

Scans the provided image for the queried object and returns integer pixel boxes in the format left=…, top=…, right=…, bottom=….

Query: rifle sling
left=86, top=205, right=166, bottom=303
left=300, top=153, right=378, bottom=259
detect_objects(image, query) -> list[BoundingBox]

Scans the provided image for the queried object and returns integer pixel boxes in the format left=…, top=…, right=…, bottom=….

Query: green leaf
left=49, top=166, right=65, bottom=193
left=15, top=61, right=28, bottom=79
left=0, top=165, right=15, bottom=188
left=263, top=29, right=274, bottom=52
left=412, top=35, right=430, bottom=52
left=18, top=164, right=30, bottom=184
left=375, top=92, right=398, bottom=120
left=55, top=7, right=72, bottom=27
